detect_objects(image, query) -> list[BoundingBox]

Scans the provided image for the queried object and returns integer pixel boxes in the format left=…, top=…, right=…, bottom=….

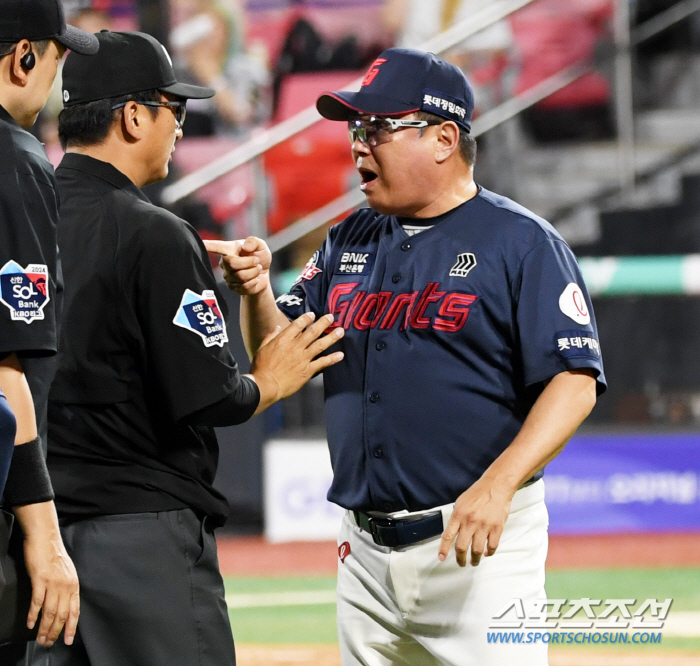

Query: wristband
left=3, top=437, right=54, bottom=507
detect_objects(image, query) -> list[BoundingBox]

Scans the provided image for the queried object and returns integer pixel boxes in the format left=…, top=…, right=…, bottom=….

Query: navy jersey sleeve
left=0, top=169, right=59, bottom=357
left=514, top=238, right=606, bottom=393
left=275, top=234, right=333, bottom=321
left=129, top=213, right=242, bottom=422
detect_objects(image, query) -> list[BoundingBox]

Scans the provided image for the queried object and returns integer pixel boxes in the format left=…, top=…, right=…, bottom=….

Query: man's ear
left=120, top=101, right=146, bottom=141
left=434, top=121, right=461, bottom=164
left=10, top=40, right=33, bottom=86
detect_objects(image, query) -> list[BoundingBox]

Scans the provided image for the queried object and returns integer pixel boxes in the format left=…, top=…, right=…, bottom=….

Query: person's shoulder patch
left=0, top=260, right=50, bottom=324
left=559, top=283, right=590, bottom=325
left=294, top=251, right=322, bottom=284
left=173, top=289, right=228, bottom=348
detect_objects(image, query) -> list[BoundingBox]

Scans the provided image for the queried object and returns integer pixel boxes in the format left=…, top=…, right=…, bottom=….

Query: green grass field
left=225, top=567, right=700, bottom=649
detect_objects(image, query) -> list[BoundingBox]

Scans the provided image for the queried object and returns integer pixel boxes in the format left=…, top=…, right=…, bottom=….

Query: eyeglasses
left=111, top=100, right=187, bottom=128
left=348, top=116, right=442, bottom=148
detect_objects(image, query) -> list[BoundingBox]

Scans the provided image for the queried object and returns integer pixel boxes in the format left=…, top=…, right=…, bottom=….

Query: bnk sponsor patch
left=173, top=289, right=228, bottom=347
left=335, top=251, right=373, bottom=275
left=0, top=260, right=50, bottom=324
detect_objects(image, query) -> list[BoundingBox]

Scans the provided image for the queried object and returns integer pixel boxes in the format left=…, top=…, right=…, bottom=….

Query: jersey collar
left=0, top=103, right=21, bottom=128
left=57, top=153, right=150, bottom=202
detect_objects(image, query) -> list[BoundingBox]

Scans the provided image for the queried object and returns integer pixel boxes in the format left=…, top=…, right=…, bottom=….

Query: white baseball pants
left=336, top=480, right=549, bottom=666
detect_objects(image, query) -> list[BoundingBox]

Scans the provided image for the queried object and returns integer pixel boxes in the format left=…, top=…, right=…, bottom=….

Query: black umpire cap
left=317, top=47, right=475, bottom=133
left=62, top=31, right=215, bottom=106
left=0, top=0, right=99, bottom=55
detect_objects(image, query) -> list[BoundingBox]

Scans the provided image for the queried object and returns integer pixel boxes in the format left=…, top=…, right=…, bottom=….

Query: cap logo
left=160, top=44, right=173, bottom=67
left=361, top=58, right=386, bottom=87
left=63, top=90, right=70, bottom=103
left=422, top=91, right=466, bottom=121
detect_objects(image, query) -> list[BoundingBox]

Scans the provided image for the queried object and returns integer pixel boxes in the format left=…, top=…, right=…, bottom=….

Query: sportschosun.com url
left=487, top=631, right=663, bottom=644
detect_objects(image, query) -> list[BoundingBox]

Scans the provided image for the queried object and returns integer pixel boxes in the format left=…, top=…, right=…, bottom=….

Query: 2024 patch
left=0, top=261, right=50, bottom=324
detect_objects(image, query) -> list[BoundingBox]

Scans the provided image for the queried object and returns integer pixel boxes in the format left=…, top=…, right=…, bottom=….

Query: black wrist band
left=3, top=437, right=54, bottom=507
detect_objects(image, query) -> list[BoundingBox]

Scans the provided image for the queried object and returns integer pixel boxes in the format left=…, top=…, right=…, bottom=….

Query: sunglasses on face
left=348, top=116, right=442, bottom=148
left=111, top=100, right=187, bottom=128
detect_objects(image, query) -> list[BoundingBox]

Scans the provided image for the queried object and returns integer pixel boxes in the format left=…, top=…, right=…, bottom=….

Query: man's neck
left=0, top=91, right=30, bottom=129
left=66, top=142, right=146, bottom=188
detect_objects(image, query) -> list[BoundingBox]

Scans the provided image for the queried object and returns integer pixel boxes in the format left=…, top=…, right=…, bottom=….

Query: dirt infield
left=236, top=645, right=700, bottom=666
left=217, top=532, right=700, bottom=576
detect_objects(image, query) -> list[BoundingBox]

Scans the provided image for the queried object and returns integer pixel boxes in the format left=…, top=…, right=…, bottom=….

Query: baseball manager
left=210, top=47, right=606, bottom=665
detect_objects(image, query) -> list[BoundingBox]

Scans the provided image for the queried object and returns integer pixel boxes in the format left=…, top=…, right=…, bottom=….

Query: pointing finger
left=203, top=239, right=242, bottom=257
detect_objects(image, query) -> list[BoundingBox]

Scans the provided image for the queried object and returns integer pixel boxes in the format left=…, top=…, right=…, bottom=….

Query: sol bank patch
left=0, top=261, right=50, bottom=324
left=173, top=289, right=228, bottom=347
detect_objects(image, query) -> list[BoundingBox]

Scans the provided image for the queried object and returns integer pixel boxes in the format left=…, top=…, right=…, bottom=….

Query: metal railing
left=161, top=0, right=537, bottom=206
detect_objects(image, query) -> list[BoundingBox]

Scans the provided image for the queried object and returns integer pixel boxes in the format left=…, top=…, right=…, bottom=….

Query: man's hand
left=14, top=501, right=80, bottom=646
left=250, top=312, right=344, bottom=411
left=437, top=476, right=513, bottom=568
left=437, top=369, right=598, bottom=568
left=203, top=237, right=271, bottom=296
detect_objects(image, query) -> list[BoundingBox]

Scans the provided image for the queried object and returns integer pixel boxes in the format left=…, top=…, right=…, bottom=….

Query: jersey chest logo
left=0, top=261, right=50, bottom=324
left=449, top=253, right=477, bottom=278
left=327, top=282, right=477, bottom=333
left=173, top=289, right=229, bottom=348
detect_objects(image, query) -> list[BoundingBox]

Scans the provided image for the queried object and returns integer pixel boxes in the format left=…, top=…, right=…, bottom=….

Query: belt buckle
left=367, top=515, right=395, bottom=546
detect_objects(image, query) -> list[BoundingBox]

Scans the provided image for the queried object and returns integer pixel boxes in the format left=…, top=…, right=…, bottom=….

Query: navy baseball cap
left=0, top=0, right=99, bottom=55
left=62, top=31, right=214, bottom=106
left=317, top=48, right=475, bottom=133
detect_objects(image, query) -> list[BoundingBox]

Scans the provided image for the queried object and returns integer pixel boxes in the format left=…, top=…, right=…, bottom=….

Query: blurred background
left=39, top=1, right=700, bottom=661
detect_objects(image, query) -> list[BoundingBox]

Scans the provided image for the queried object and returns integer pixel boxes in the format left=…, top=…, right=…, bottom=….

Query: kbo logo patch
left=0, top=261, right=50, bottom=324
left=173, top=289, right=228, bottom=347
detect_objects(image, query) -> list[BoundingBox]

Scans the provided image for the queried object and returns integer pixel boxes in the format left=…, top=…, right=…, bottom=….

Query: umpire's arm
left=438, top=368, right=597, bottom=568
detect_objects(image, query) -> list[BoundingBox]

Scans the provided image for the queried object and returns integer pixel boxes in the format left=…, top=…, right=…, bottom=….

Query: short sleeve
left=275, top=234, right=332, bottom=320
left=514, top=238, right=606, bottom=393
left=0, top=170, right=58, bottom=357
left=128, top=213, right=241, bottom=422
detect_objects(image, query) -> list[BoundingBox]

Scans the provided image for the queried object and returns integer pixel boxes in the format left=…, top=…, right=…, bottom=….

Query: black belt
left=352, top=510, right=444, bottom=547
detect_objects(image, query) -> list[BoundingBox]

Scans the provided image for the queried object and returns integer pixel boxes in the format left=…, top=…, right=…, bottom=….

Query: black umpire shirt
left=48, top=153, right=256, bottom=526
left=0, top=105, right=62, bottom=457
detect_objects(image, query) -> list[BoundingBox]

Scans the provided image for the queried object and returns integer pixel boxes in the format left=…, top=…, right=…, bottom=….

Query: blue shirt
left=277, top=187, right=606, bottom=512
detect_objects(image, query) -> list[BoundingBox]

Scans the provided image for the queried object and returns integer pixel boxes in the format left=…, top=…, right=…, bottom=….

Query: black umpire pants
left=28, top=508, right=235, bottom=666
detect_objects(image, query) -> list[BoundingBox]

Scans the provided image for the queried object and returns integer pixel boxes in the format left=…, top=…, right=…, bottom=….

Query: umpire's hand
left=14, top=500, right=80, bottom=646
left=249, top=312, right=344, bottom=414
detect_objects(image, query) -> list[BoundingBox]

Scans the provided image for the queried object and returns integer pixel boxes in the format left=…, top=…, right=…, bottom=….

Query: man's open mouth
left=359, top=168, right=378, bottom=185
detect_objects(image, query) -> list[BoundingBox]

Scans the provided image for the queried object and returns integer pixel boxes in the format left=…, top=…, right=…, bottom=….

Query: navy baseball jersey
left=276, top=187, right=606, bottom=513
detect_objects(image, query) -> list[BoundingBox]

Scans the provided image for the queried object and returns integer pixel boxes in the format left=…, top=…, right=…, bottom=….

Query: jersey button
left=373, top=447, right=383, bottom=458
left=375, top=341, right=386, bottom=351
left=391, top=274, right=401, bottom=284
left=401, top=242, right=411, bottom=251
left=369, top=393, right=380, bottom=403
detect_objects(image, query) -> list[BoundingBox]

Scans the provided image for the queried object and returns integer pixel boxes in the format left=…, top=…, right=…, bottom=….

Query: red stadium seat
left=265, top=71, right=361, bottom=234
left=511, top=0, right=613, bottom=109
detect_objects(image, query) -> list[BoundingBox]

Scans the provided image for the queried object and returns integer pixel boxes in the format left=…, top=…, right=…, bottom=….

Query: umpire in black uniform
left=29, top=31, right=344, bottom=666
left=0, top=0, right=98, bottom=659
